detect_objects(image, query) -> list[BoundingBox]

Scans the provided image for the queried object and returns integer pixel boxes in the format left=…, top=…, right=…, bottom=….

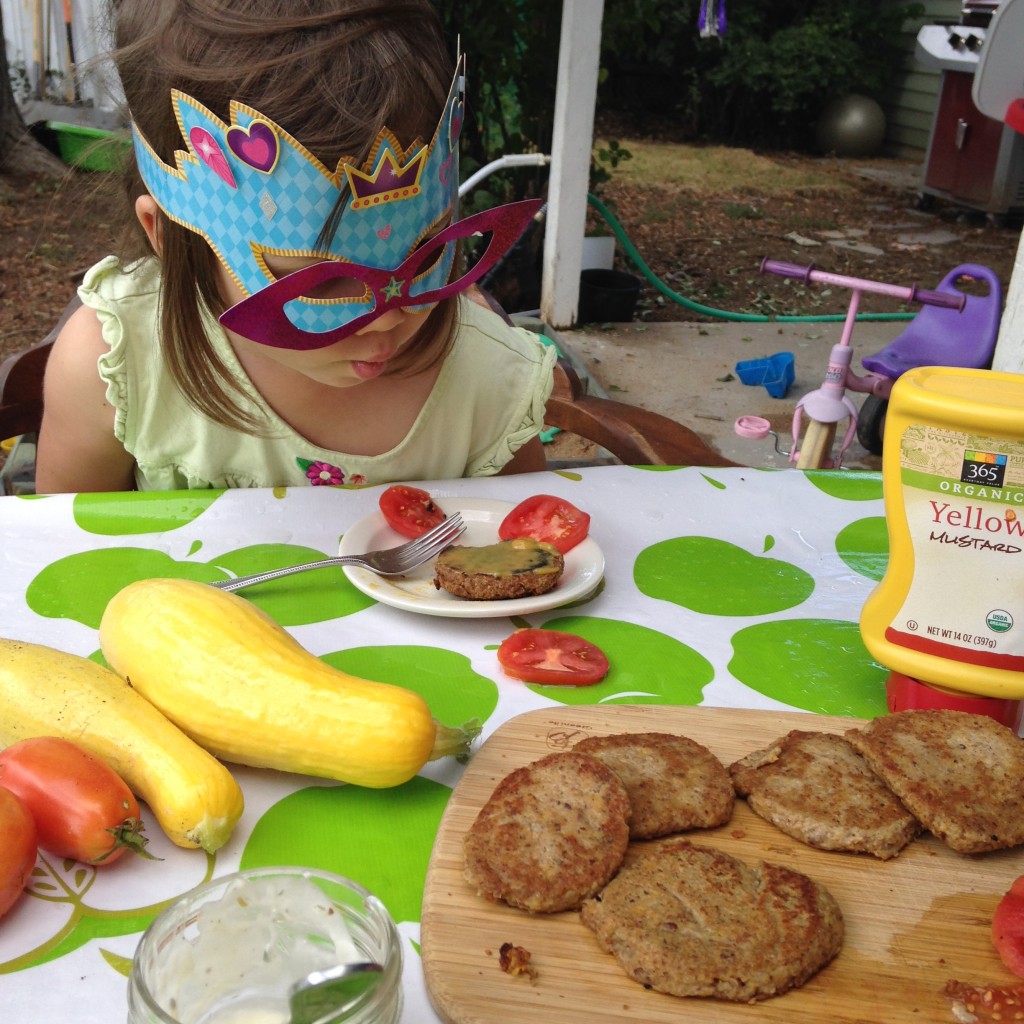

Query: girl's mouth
left=351, top=358, right=388, bottom=380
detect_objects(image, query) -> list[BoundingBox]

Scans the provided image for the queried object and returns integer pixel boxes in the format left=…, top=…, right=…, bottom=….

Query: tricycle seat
left=860, top=264, right=1002, bottom=380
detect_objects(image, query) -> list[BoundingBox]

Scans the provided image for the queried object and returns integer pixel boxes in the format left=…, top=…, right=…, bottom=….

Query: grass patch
left=790, top=214, right=840, bottom=231
left=721, top=202, right=765, bottom=221
left=602, top=140, right=852, bottom=194
left=639, top=200, right=685, bottom=226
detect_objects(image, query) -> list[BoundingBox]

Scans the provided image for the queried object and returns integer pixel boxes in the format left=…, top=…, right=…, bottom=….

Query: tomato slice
left=0, top=787, right=36, bottom=919
left=378, top=485, right=447, bottom=539
left=498, top=494, right=590, bottom=554
left=994, top=876, right=1024, bottom=976
left=497, top=629, right=609, bottom=686
left=946, top=979, right=1024, bottom=1021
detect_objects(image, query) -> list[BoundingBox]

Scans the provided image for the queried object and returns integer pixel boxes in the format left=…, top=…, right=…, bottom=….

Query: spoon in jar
left=288, top=961, right=384, bottom=1024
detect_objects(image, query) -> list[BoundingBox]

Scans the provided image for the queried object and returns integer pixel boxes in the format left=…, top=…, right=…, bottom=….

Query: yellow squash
left=0, top=638, right=243, bottom=852
left=99, top=578, right=477, bottom=788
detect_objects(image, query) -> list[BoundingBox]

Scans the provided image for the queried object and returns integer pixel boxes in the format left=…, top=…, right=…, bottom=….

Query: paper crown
left=132, top=62, right=464, bottom=336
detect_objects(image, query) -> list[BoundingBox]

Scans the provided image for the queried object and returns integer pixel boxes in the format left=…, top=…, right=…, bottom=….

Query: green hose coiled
left=587, top=192, right=914, bottom=324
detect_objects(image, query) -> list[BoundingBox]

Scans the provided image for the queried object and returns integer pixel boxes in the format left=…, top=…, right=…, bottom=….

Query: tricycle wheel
left=857, top=394, right=888, bottom=456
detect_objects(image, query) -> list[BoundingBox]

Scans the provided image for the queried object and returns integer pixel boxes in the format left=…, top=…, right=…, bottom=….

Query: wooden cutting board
left=421, top=704, right=1024, bottom=1024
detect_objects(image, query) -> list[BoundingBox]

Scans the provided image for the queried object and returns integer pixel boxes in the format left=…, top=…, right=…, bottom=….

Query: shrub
left=436, top=0, right=923, bottom=187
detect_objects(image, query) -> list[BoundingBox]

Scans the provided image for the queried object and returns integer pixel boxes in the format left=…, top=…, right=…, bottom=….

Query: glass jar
left=127, top=866, right=403, bottom=1024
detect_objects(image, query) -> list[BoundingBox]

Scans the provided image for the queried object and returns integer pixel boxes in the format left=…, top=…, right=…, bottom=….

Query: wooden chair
left=1, top=304, right=736, bottom=493
left=0, top=301, right=81, bottom=494
left=0, top=341, right=50, bottom=444
left=0, top=300, right=80, bottom=446
left=545, top=357, right=737, bottom=467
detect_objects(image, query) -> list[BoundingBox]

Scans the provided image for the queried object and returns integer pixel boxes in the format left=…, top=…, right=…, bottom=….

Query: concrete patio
left=555, top=316, right=902, bottom=471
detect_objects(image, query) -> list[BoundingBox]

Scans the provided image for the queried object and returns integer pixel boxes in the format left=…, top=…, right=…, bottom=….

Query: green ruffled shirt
left=80, top=256, right=556, bottom=490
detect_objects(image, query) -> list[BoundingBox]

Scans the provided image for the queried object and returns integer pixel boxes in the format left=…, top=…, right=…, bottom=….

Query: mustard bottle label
left=887, top=423, right=1024, bottom=671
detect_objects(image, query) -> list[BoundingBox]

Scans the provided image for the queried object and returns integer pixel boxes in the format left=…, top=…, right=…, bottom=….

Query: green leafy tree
left=699, top=0, right=925, bottom=149
left=436, top=0, right=923, bottom=175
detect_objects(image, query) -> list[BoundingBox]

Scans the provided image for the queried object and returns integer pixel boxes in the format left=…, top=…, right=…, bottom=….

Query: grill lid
left=961, top=0, right=1000, bottom=25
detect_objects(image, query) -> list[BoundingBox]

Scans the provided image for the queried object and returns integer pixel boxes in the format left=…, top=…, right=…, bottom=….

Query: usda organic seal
left=987, top=609, right=1014, bottom=634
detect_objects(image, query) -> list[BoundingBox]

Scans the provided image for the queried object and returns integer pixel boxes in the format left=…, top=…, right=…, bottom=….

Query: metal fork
left=209, top=512, right=465, bottom=592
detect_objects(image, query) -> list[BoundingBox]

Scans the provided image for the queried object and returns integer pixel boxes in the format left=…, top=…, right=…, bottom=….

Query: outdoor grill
left=916, top=0, right=1024, bottom=219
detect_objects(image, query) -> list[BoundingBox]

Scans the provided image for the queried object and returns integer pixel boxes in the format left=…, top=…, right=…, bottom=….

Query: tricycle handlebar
left=759, top=258, right=965, bottom=311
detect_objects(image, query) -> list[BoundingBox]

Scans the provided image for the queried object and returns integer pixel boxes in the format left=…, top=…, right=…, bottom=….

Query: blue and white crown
left=132, top=65, right=464, bottom=326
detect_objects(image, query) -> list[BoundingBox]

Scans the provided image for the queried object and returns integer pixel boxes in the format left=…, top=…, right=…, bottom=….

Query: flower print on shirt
left=298, top=457, right=345, bottom=486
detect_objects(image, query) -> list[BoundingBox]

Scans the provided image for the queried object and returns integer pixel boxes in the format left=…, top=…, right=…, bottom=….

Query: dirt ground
left=602, top=158, right=1019, bottom=323
left=1, top=168, right=122, bottom=361
left=628, top=169, right=1011, bottom=293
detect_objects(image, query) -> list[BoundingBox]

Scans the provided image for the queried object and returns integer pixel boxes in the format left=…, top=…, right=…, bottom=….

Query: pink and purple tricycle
left=735, top=258, right=1002, bottom=468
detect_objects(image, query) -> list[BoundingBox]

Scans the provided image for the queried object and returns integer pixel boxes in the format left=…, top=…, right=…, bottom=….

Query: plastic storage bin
left=44, top=122, right=129, bottom=173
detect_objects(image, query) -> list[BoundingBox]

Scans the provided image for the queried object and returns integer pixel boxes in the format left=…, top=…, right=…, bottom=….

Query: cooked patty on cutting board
left=580, top=839, right=843, bottom=1002
left=463, top=751, right=631, bottom=912
left=845, top=709, right=1024, bottom=854
left=573, top=731, right=735, bottom=839
left=729, top=730, right=920, bottom=859
left=433, top=538, right=564, bottom=600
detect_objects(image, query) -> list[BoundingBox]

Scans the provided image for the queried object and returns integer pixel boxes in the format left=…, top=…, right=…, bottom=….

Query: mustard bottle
left=859, top=366, right=1024, bottom=721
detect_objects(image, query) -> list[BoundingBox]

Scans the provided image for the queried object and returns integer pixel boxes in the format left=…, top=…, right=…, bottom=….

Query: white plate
left=339, top=498, right=605, bottom=618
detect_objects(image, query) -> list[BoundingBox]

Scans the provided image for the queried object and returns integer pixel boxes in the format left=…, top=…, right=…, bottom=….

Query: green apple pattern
left=520, top=614, right=714, bottom=706
left=805, top=471, right=883, bottom=503
left=836, top=516, right=889, bottom=581
left=27, top=543, right=375, bottom=628
left=70, top=488, right=225, bottom=535
left=319, top=646, right=499, bottom=730
left=634, top=535, right=815, bottom=616
left=729, top=618, right=887, bottom=717
left=239, top=778, right=451, bottom=925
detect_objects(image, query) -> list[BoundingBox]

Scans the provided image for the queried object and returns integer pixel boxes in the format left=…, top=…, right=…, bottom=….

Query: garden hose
left=587, top=192, right=914, bottom=324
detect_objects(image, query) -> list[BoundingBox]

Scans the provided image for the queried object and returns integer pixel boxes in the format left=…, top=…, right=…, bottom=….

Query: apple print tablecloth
left=0, top=464, right=890, bottom=1022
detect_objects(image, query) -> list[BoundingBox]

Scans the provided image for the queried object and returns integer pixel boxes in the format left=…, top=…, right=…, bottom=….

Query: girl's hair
left=109, top=0, right=458, bottom=431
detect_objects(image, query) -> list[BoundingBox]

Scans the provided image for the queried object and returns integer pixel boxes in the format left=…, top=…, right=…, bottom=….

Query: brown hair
left=108, top=0, right=458, bottom=431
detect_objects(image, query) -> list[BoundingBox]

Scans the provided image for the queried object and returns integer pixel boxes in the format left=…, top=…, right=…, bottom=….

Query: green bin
left=45, top=121, right=129, bottom=173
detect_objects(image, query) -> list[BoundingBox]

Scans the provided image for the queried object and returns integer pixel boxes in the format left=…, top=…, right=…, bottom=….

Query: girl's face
left=214, top=258, right=434, bottom=388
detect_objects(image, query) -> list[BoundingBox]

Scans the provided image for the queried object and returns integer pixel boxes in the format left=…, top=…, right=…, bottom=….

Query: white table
left=0, top=464, right=889, bottom=1021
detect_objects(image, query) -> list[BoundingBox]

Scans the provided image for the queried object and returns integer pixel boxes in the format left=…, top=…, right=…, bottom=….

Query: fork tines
left=415, top=509, right=464, bottom=544
left=409, top=512, right=464, bottom=552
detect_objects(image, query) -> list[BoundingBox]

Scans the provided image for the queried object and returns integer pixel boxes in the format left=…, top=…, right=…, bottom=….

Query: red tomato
left=946, top=979, right=1024, bottom=1021
left=379, top=485, right=447, bottom=539
left=0, top=737, right=151, bottom=866
left=497, top=629, right=609, bottom=686
left=498, top=494, right=590, bottom=554
left=0, top=787, right=36, bottom=919
left=994, top=875, right=1024, bottom=976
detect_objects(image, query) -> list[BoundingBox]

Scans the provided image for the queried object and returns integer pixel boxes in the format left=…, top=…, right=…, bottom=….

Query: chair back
left=546, top=359, right=737, bottom=467
left=1, top=296, right=81, bottom=444
left=0, top=341, right=52, bottom=442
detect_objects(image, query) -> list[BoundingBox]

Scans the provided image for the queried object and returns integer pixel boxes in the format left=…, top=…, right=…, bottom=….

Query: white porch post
left=540, top=0, right=605, bottom=330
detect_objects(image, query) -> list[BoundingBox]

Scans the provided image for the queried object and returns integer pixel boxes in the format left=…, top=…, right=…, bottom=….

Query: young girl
left=36, top=0, right=554, bottom=493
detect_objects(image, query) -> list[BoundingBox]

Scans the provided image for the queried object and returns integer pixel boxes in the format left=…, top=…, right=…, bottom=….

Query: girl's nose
left=355, top=307, right=406, bottom=334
